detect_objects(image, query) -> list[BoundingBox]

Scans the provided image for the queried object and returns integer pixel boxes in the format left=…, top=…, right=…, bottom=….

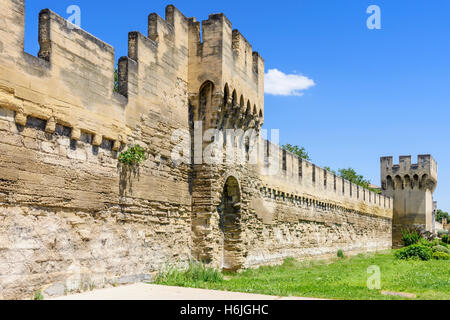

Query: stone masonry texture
left=0, top=0, right=433, bottom=300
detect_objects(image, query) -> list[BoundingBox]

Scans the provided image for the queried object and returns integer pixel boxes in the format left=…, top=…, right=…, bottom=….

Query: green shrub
left=442, top=234, right=449, bottom=244
left=337, top=249, right=345, bottom=259
left=119, top=145, right=147, bottom=166
left=432, top=245, right=450, bottom=254
left=401, top=229, right=421, bottom=247
left=432, top=252, right=450, bottom=260
left=427, top=238, right=446, bottom=248
left=418, top=238, right=431, bottom=247
left=394, top=245, right=433, bottom=261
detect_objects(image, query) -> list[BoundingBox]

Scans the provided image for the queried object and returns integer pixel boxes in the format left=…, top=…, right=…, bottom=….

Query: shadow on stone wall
left=118, top=163, right=141, bottom=197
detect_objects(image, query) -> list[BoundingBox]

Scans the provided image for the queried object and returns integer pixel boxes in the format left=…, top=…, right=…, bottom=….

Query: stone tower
left=187, top=14, right=265, bottom=269
left=380, top=155, right=438, bottom=247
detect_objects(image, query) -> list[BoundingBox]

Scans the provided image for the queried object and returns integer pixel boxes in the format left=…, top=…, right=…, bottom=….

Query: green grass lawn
left=154, top=251, right=450, bottom=300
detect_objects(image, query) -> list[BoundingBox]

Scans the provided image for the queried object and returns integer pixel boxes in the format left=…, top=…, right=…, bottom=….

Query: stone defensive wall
left=237, top=141, right=393, bottom=267
left=262, top=142, right=393, bottom=217
left=0, top=0, right=193, bottom=299
left=0, top=0, right=394, bottom=299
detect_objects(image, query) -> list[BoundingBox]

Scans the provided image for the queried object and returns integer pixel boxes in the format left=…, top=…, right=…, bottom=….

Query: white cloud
left=264, top=69, right=315, bottom=96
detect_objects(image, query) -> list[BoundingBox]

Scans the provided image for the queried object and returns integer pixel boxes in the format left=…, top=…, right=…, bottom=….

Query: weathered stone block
left=44, top=283, right=66, bottom=297
left=14, top=112, right=26, bottom=126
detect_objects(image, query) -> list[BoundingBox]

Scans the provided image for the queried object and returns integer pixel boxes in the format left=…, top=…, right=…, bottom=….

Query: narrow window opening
left=312, top=165, right=316, bottom=184
left=298, top=159, right=303, bottom=179
left=265, top=140, right=270, bottom=167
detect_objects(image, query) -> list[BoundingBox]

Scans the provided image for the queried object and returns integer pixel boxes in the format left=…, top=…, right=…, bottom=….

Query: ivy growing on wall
left=119, top=145, right=147, bottom=166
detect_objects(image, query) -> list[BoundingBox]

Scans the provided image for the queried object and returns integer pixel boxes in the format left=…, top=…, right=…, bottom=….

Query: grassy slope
left=155, top=252, right=450, bottom=300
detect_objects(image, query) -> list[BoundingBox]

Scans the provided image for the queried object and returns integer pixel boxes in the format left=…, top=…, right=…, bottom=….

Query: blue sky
left=23, top=1, right=450, bottom=212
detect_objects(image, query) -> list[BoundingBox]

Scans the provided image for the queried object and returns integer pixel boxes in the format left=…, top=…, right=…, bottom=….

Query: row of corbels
left=14, top=111, right=123, bottom=151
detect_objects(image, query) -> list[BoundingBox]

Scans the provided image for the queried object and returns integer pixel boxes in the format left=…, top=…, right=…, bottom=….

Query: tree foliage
left=325, top=167, right=381, bottom=194
left=283, top=145, right=380, bottom=194
left=338, top=168, right=371, bottom=189
left=282, top=144, right=311, bottom=161
left=436, top=209, right=449, bottom=224
left=324, top=166, right=337, bottom=175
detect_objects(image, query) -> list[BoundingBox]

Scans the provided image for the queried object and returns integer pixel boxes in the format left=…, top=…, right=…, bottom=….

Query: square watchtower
left=380, top=155, right=438, bottom=247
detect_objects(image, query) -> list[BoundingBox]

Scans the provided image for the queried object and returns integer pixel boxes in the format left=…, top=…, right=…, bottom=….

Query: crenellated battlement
left=381, top=155, right=438, bottom=191
left=0, top=0, right=267, bottom=160
left=0, top=1, right=193, bottom=150
left=0, top=0, right=393, bottom=226
left=257, top=141, right=392, bottom=217
left=187, top=11, right=264, bottom=132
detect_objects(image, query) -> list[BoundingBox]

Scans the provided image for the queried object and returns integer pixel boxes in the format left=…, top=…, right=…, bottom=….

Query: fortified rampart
left=240, top=142, right=392, bottom=267
left=0, top=1, right=395, bottom=299
left=0, top=0, right=192, bottom=299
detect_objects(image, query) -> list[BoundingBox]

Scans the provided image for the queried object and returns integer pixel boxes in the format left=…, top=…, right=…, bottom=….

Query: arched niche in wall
left=219, top=176, right=242, bottom=272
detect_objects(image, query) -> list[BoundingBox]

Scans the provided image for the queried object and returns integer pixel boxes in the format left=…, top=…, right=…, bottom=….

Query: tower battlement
left=381, top=155, right=437, bottom=191
left=381, top=155, right=437, bottom=175
left=188, top=11, right=265, bottom=131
